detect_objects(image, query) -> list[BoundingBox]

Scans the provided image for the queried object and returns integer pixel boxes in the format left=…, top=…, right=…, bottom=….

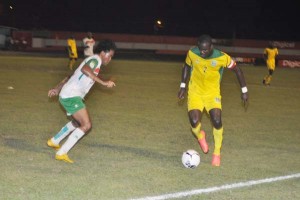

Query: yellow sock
left=213, top=127, right=223, bottom=155
left=266, top=75, right=272, bottom=84
left=191, top=123, right=204, bottom=139
left=69, top=59, right=76, bottom=70
left=68, top=62, right=73, bottom=70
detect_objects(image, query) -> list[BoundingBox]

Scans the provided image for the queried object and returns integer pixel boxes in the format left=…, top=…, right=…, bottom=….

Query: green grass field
left=0, top=54, right=299, bottom=200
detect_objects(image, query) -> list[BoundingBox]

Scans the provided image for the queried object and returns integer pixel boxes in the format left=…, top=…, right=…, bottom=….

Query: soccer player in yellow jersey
left=178, top=35, right=249, bottom=166
left=67, top=35, right=78, bottom=70
left=263, top=42, right=279, bottom=86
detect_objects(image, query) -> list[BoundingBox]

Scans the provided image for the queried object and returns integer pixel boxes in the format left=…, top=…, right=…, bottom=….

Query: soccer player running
left=67, top=34, right=78, bottom=70
left=262, top=42, right=279, bottom=86
left=47, top=39, right=117, bottom=163
left=177, top=34, right=249, bottom=166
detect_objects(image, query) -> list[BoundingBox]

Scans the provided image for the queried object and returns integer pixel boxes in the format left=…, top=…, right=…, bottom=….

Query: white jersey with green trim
left=60, top=55, right=102, bottom=99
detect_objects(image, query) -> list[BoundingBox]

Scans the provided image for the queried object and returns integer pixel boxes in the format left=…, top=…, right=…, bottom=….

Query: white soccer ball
left=182, top=149, right=200, bottom=169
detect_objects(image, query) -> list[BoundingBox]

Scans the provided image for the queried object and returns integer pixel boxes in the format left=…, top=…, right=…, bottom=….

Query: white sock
left=52, top=121, right=76, bottom=145
left=56, top=128, right=85, bottom=155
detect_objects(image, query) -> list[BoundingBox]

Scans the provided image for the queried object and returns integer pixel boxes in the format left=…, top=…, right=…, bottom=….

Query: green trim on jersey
left=219, top=67, right=224, bottom=83
left=190, top=46, right=200, bottom=56
left=190, top=47, right=225, bottom=59
left=78, top=58, right=99, bottom=80
left=88, top=58, right=99, bottom=70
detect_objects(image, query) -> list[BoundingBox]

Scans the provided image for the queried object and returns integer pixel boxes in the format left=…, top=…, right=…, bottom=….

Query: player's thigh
left=188, top=91, right=204, bottom=111
left=72, top=108, right=91, bottom=127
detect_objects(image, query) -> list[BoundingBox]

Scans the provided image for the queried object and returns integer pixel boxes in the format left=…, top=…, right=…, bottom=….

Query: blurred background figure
left=82, top=32, right=95, bottom=58
left=262, top=42, right=279, bottom=86
left=67, top=34, right=78, bottom=70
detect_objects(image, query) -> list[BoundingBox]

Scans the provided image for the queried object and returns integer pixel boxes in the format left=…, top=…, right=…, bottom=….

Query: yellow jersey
left=264, top=47, right=278, bottom=69
left=264, top=47, right=278, bottom=61
left=67, top=38, right=78, bottom=58
left=185, top=47, right=235, bottom=96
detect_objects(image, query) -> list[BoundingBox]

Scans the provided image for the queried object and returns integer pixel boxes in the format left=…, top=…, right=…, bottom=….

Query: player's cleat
left=263, top=80, right=271, bottom=86
left=47, top=139, right=60, bottom=150
left=212, top=154, right=221, bottom=166
left=197, top=130, right=209, bottom=154
left=55, top=154, right=74, bottom=163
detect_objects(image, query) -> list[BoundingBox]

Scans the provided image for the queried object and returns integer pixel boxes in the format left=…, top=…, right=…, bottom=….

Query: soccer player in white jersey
left=83, top=32, right=95, bottom=58
left=47, top=39, right=117, bottom=163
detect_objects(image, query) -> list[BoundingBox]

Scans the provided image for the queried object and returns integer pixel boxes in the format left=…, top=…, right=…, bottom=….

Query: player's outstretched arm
left=81, top=65, right=116, bottom=88
left=48, top=76, right=71, bottom=98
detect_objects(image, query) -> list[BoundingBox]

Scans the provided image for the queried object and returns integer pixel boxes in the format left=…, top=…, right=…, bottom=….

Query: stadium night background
left=0, top=0, right=300, bottom=199
left=0, top=0, right=299, bottom=41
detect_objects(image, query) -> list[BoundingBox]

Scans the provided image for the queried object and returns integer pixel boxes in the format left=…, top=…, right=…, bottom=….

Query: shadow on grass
left=88, top=142, right=177, bottom=161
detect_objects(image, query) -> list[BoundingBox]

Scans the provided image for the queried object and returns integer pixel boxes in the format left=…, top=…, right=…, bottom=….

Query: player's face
left=101, top=50, right=115, bottom=65
left=198, top=42, right=213, bottom=58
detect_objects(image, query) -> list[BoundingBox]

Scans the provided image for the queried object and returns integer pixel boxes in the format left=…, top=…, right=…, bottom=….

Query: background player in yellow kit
left=177, top=34, right=249, bottom=166
left=263, top=42, right=279, bottom=86
left=67, top=34, right=78, bottom=70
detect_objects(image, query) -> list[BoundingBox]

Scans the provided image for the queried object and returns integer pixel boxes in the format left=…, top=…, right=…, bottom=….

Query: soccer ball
left=181, top=149, right=200, bottom=169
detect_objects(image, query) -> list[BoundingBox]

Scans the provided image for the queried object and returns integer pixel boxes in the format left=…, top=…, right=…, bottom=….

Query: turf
left=0, top=54, right=299, bottom=200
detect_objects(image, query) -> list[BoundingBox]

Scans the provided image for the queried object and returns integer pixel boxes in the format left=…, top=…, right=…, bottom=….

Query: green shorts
left=59, top=96, right=85, bottom=116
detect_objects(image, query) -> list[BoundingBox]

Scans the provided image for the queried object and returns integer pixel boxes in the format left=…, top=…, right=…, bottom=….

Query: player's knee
left=212, top=118, right=222, bottom=129
left=189, top=117, right=199, bottom=128
left=188, top=110, right=202, bottom=127
left=72, top=119, right=80, bottom=127
left=81, top=121, right=92, bottom=133
left=213, top=122, right=222, bottom=129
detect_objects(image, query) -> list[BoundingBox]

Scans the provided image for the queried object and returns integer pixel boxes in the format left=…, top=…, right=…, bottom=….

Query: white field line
left=129, top=173, right=300, bottom=200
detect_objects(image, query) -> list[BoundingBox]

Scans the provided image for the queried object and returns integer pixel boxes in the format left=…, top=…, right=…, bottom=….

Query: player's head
left=268, top=42, right=274, bottom=49
left=197, top=34, right=213, bottom=58
left=87, top=32, right=93, bottom=38
left=69, top=33, right=75, bottom=39
left=95, top=39, right=117, bottom=65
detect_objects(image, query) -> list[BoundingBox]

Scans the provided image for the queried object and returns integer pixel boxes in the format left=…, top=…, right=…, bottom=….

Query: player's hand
left=178, top=88, right=186, bottom=99
left=106, top=80, right=116, bottom=88
left=241, top=92, right=249, bottom=109
left=48, top=88, right=59, bottom=98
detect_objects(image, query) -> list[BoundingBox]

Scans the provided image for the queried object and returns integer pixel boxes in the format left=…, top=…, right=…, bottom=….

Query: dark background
left=1, top=0, right=299, bottom=41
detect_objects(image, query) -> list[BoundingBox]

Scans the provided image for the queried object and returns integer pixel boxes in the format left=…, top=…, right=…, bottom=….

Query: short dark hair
left=94, top=39, right=117, bottom=53
left=268, top=42, right=274, bottom=48
left=197, top=34, right=212, bottom=46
